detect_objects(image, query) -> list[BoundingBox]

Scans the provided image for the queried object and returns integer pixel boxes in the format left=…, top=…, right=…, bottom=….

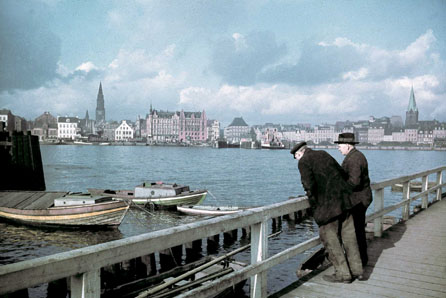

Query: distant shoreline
left=39, top=141, right=446, bottom=151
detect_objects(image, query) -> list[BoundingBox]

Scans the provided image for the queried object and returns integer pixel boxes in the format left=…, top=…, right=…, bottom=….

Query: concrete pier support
left=185, top=239, right=202, bottom=263
left=140, top=253, right=157, bottom=276
left=242, top=226, right=250, bottom=238
left=207, top=234, right=220, bottom=254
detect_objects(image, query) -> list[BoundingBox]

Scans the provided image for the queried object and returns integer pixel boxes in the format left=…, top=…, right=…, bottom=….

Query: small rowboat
left=0, top=191, right=129, bottom=229
left=176, top=205, right=247, bottom=216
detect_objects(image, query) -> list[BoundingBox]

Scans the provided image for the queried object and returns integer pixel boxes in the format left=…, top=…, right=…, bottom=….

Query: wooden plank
left=0, top=191, right=35, bottom=208
left=13, top=192, right=46, bottom=209
left=25, top=192, right=67, bottom=210
left=364, top=266, right=446, bottom=290
left=365, top=268, right=446, bottom=294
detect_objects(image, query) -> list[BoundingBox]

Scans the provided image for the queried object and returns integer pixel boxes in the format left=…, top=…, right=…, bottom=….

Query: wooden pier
left=275, top=197, right=446, bottom=298
left=0, top=166, right=445, bottom=298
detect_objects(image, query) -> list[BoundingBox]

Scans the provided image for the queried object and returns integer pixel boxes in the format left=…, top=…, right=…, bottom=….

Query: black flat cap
left=290, top=141, right=307, bottom=156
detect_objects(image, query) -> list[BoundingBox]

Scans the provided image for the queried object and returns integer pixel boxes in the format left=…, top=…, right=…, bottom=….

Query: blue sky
left=1, top=0, right=445, bottom=126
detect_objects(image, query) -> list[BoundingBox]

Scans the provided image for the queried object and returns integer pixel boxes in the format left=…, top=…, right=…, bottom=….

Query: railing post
left=374, top=188, right=384, bottom=237
left=402, top=182, right=410, bottom=220
left=250, top=220, right=268, bottom=298
left=70, top=269, right=101, bottom=298
left=421, top=175, right=429, bottom=209
left=436, top=171, right=443, bottom=201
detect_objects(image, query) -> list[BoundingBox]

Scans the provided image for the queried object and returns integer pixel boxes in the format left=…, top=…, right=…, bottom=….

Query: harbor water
left=1, top=145, right=445, bottom=297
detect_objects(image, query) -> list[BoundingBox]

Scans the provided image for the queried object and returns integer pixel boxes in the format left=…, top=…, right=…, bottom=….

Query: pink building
left=146, top=107, right=208, bottom=143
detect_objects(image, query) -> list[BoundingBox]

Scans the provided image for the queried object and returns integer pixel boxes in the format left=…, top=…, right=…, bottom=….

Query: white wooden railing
left=0, top=166, right=445, bottom=298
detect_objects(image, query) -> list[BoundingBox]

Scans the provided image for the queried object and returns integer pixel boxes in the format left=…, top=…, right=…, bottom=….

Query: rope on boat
left=121, top=198, right=155, bottom=227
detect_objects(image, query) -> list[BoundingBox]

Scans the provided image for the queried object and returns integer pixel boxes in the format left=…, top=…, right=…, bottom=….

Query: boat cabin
left=54, top=194, right=112, bottom=206
left=134, top=182, right=190, bottom=198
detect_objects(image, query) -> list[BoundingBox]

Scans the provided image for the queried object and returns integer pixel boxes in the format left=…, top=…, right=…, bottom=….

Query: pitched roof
left=228, top=117, right=248, bottom=127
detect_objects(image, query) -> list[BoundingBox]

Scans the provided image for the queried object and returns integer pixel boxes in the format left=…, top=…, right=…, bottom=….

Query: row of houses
left=2, top=108, right=446, bottom=146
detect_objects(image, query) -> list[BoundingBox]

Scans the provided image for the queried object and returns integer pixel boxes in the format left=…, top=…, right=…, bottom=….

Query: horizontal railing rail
left=0, top=166, right=445, bottom=298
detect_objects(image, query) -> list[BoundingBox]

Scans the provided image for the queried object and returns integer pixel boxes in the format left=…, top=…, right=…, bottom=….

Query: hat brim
left=334, top=141, right=359, bottom=144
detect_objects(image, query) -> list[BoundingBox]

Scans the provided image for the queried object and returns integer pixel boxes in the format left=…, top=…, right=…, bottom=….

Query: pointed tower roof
left=407, top=86, right=418, bottom=112
left=85, top=110, right=89, bottom=120
left=98, top=82, right=103, bottom=95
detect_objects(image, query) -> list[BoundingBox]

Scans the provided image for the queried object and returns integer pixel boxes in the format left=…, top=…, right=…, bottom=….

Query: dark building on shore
left=405, top=86, right=418, bottom=128
left=95, top=82, right=106, bottom=123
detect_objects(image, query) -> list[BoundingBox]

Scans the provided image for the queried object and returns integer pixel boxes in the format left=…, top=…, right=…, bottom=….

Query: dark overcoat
left=298, top=148, right=353, bottom=226
left=341, top=148, right=373, bottom=208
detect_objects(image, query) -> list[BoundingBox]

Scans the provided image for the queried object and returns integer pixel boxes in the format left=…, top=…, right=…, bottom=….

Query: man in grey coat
left=336, top=133, right=373, bottom=266
left=291, top=142, right=363, bottom=283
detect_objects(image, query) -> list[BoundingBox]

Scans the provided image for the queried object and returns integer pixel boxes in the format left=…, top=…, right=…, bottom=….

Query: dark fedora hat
left=290, top=141, right=307, bottom=157
left=334, top=132, right=359, bottom=144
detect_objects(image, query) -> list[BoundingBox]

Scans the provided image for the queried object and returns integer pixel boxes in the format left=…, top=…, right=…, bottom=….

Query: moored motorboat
left=88, top=181, right=207, bottom=209
left=177, top=205, right=248, bottom=216
left=0, top=191, right=129, bottom=228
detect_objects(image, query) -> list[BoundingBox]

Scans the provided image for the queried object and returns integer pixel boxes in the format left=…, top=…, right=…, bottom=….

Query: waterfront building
left=405, top=128, right=418, bottom=144
left=433, top=126, right=446, bottom=141
left=95, top=82, right=106, bottom=124
left=102, top=122, right=120, bottom=141
left=392, top=131, right=406, bottom=143
left=313, top=125, right=336, bottom=144
left=79, top=110, right=95, bottom=136
left=207, top=120, right=220, bottom=141
left=32, top=112, right=58, bottom=141
left=115, top=120, right=134, bottom=141
left=0, top=109, right=14, bottom=133
left=146, top=107, right=208, bottom=143
left=405, top=86, right=418, bottom=128
left=134, top=115, right=146, bottom=139
left=368, top=128, right=385, bottom=145
left=224, top=117, right=250, bottom=144
left=417, top=130, right=434, bottom=145
left=57, top=116, right=80, bottom=140
left=390, top=115, right=404, bottom=130
left=356, top=128, right=369, bottom=144
left=13, top=116, right=27, bottom=132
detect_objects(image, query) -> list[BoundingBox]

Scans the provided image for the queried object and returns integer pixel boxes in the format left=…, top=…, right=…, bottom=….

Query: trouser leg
left=319, top=220, right=352, bottom=280
left=341, top=213, right=363, bottom=276
left=352, top=204, right=368, bottom=266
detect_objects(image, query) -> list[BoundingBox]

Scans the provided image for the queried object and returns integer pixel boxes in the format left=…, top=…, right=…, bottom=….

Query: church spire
left=95, top=82, right=105, bottom=123
left=405, top=85, right=419, bottom=127
left=407, top=85, right=418, bottom=112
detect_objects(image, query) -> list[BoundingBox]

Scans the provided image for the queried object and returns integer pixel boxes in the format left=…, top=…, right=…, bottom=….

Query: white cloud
left=76, top=62, right=99, bottom=73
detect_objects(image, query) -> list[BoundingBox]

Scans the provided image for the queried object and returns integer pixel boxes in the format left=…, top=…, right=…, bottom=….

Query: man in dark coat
left=336, top=132, right=373, bottom=266
left=291, top=142, right=363, bottom=283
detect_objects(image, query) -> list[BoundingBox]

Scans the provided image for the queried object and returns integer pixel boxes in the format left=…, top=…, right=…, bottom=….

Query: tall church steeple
left=405, top=85, right=419, bottom=128
left=95, top=82, right=105, bottom=123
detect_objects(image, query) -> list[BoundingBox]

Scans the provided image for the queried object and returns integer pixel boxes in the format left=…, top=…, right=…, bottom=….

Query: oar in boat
left=136, top=230, right=282, bottom=298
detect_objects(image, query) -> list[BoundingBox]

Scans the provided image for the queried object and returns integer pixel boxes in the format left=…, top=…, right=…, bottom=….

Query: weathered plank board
left=277, top=199, right=446, bottom=298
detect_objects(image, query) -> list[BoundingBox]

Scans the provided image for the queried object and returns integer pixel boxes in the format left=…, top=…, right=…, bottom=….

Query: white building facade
left=115, top=120, right=134, bottom=141
left=57, top=116, right=80, bottom=140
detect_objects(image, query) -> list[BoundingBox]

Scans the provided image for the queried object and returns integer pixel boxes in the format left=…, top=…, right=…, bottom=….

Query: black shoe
left=323, top=274, right=352, bottom=284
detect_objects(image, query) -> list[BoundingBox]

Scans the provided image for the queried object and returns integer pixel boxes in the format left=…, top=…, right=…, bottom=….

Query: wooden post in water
left=421, top=175, right=429, bottom=209
left=185, top=239, right=202, bottom=263
left=207, top=234, right=220, bottom=254
left=70, top=269, right=100, bottom=298
left=140, top=254, right=157, bottom=276
left=250, top=221, right=268, bottom=298
left=402, top=182, right=410, bottom=220
left=159, top=248, right=176, bottom=272
left=374, top=188, right=384, bottom=237
left=436, top=171, right=443, bottom=201
left=242, top=226, right=250, bottom=238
